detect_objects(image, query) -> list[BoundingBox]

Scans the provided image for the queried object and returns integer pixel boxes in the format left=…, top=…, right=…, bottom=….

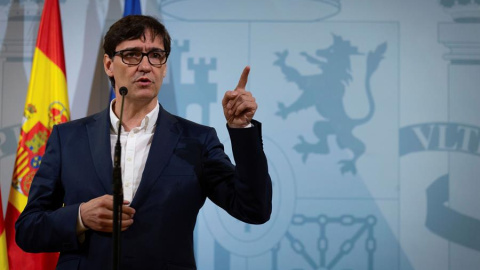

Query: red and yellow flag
left=5, top=0, right=69, bottom=269
left=1, top=190, right=7, bottom=270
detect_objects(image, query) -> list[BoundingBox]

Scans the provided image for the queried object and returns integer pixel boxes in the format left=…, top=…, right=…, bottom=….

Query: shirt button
left=127, top=157, right=132, bottom=162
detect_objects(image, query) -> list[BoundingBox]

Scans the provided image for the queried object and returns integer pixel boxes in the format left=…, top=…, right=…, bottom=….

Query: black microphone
left=119, top=86, right=128, bottom=97
left=114, top=86, right=128, bottom=167
left=113, top=86, right=127, bottom=270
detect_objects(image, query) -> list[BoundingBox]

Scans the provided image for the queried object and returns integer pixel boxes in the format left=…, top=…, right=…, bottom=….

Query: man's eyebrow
left=145, top=47, right=165, bottom=51
left=120, top=46, right=165, bottom=51
left=119, top=46, right=142, bottom=51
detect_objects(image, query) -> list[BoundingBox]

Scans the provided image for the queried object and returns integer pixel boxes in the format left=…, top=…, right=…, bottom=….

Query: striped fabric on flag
left=110, top=0, right=142, bottom=101
left=5, top=0, right=69, bottom=269
left=0, top=190, right=7, bottom=270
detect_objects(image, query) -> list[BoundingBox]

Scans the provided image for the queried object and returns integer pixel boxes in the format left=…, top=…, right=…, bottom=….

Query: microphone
left=113, top=86, right=127, bottom=270
left=119, top=86, right=128, bottom=96
left=114, top=86, right=128, bottom=167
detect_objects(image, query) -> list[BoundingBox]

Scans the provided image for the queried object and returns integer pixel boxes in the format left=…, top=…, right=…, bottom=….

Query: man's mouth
left=136, top=77, right=152, bottom=85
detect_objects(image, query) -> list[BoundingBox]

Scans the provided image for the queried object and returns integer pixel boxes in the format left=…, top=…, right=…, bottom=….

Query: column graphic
left=438, top=1, right=480, bottom=268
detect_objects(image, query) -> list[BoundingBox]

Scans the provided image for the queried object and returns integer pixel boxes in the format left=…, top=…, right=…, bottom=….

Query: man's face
left=103, top=29, right=167, bottom=103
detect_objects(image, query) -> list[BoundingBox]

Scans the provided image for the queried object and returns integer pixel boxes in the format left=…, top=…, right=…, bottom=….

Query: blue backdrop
left=0, top=0, right=479, bottom=269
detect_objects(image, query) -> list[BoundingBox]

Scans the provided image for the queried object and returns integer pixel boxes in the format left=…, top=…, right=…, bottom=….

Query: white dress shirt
left=109, top=101, right=159, bottom=203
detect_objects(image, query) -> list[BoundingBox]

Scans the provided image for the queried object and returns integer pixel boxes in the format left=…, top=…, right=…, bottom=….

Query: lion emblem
left=274, top=34, right=387, bottom=174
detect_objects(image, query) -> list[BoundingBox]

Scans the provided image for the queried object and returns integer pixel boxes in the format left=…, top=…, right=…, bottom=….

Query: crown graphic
left=160, top=0, right=340, bottom=22
left=440, top=0, right=480, bottom=23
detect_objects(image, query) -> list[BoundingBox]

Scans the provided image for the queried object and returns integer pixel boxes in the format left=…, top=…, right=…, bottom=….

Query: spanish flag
left=5, top=0, right=69, bottom=269
left=1, top=192, right=7, bottom=270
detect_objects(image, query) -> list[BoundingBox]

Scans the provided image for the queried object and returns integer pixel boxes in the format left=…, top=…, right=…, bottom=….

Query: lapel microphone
left=113, top=86, right=128, bottom=270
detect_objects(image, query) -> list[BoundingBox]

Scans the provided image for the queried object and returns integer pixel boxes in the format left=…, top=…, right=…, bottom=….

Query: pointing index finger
left=236, top=66, right=250, bottom=90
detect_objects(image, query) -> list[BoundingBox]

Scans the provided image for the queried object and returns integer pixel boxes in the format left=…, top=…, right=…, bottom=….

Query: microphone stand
left=113, top=86, right=128, bottom=270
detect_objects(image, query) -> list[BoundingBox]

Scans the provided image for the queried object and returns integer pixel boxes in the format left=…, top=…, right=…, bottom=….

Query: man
left=15, top=15, right=272, bottom=270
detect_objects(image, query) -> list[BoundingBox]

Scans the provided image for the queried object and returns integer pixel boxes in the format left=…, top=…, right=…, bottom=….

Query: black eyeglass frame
left=112, top=49, right=170, bottom=66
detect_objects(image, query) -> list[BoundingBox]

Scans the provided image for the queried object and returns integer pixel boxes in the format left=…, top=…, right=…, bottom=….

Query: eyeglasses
left=113, top=49, right=169, bottom=66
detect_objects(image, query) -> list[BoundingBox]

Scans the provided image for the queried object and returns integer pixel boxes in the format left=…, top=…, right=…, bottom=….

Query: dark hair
left=103, top=15, right=171, bottom=87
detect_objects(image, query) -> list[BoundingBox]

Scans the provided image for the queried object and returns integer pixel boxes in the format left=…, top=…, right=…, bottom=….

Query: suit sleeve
left=15, top=125, right=81, bottom=252
left=202, top=120, right=272, bottom=224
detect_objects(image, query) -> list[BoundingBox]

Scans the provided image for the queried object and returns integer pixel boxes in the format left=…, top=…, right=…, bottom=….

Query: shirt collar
left=109, top=99, right=159, bottom=134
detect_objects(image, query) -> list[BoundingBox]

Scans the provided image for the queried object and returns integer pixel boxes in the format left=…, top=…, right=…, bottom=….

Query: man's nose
left=138, top=55, right=152, bottom=71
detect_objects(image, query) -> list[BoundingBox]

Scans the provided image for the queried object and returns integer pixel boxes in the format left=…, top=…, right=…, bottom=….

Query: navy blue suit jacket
left=15, top=105, right=272, bottom=270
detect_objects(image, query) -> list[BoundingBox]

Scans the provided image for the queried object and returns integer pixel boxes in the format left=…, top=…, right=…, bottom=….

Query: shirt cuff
left=76, top=203, right=88, bottom=242
left=228, top=122, right=254, bottom=128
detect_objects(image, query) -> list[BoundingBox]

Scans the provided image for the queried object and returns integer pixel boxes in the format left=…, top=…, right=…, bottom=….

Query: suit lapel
left=86, top=108, right=113, bottom=194
left=131, top=106, right=182, bottom=206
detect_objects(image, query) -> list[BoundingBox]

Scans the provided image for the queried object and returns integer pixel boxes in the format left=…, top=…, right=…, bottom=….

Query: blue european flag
left=123, top=0, right=141, bottom=17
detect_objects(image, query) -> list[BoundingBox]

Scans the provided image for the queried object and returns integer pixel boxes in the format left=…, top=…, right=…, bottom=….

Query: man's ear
left=104, top=54, right=114, bottom=77
left=163, top=64, right=167, bottom=78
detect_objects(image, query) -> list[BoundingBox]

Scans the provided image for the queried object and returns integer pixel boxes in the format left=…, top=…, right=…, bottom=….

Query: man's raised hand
left=222, top=66, right=258, bottom=128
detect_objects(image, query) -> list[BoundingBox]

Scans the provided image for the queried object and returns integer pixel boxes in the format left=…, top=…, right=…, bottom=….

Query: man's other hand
left=80, top=195, right=135, bottom=232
